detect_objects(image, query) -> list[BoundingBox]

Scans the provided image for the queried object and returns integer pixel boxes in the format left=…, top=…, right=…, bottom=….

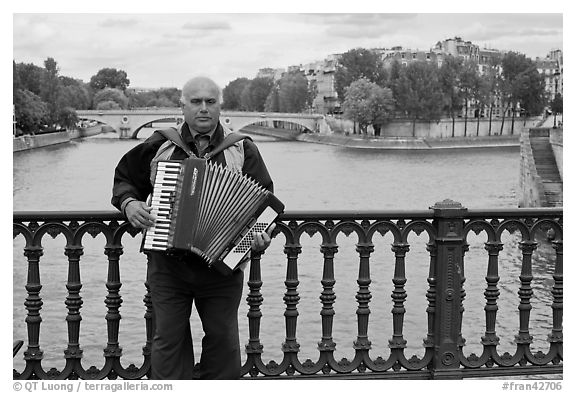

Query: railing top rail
left=13, top=207, right=562, bottom=221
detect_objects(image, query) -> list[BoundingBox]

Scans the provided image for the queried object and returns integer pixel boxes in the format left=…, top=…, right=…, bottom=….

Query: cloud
left=302, top=13, right=416, bottom=25
left=470, top=27, right=561, bottom=41
left=182, top=20, right=232, bottom=32
left=99, top=18, right=140, bottom=28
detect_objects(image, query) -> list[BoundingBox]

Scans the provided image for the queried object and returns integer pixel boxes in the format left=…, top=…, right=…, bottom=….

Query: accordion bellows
left=143, top=157, right=284, bottom=275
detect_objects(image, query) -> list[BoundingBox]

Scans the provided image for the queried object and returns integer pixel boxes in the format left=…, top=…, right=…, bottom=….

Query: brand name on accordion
left=190, top=168, right=198, bottom=196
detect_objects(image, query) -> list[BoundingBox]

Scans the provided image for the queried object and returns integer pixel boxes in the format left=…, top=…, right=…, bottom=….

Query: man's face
left=181, top=80, right=221, bottom=134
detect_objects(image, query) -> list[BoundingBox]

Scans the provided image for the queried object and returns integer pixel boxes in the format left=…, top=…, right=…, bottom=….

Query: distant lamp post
left=553, top=69, right=560, bottom=96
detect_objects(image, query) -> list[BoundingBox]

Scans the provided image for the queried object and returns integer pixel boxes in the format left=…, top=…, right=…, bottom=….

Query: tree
left=13, top=89, right=49, bottom=133
left=92, top=88, right=129, bottom=109
left=90, top=68, right=130, bottom=91
left=278, top=72, right=309, bottom=113
left=57, top=83, right=91, bottom=110
left=514, top=67, right=546, bottom=118
left=369, top=85, right=395, bottom=136
left=41, top=57, right=61, bottom=128
left=387, top=60, right=402, bottom=90
left=394, top=61, right=444, bottom=136
left=438, top=56, right=464, bottom=136
left=240, top=77, right=274, bottom=111
left=459, top=59, right=481, bottom=136
left=342, top=78, right=395, bottom=135
left=239, top=84, right=253, bottom=111
left=264, top=84, right=280, bottom=112
left=96, top=100, right=122, bottom=110
left=474, top=74, right=493, bottom=136
left=306, top=79, right=318, bottom=112
left=56, top=106, right=79, bottom=130
left=335, top=48, right=387, bottom=101
left=15, top=62, right=45, bottom=96
left=478, top=57, right=501, bottom=135
left=146, top=96, right=176, bottom=108
left=222, top=78, right=251, bottom=110
left=342, top=78, right=373, bottom=134
left=499, top=52, right=545, bottom=134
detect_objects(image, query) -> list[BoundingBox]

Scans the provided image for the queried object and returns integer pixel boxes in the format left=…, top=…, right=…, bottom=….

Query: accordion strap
left=204, top=133, right=252, bottom=160
left=157, top=127, right=194, bottom=157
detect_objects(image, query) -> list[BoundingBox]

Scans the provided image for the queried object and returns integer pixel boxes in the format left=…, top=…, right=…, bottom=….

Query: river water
left=12, top=131, right=558, bottom=372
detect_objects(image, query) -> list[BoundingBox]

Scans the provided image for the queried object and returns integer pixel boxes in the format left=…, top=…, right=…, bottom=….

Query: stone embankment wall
left=13, top=126, right=103, bottom=152
left=325, top=116, right=541, bottom=138
left=297, top=132, right=520, bottom=150
left=549, top=128, right=563, bottom=180
left=519, top=130, right=545, bottom=208
left=518, top=127, right=563, bottom=208
left=13, top=132, right=70, bottom=152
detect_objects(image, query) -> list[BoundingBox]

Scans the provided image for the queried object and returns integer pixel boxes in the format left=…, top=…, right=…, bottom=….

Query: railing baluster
left=389, top=241, right=409, bottom=354
left=482, top=241, right=503, bottom=348
left=516, top=240, right=536, bottom=349
left=549, top=239, right=563, bottom=360
left=282, top=242, right=301, bottom=368
left=354, top=239, right=373, bottom=354
left=244, top=250, right=264, bottom=376
left=318, top=243, right=337, bottom=356
left=23, top=244, right=44, bottom=370
left=103, top=245, right=123, bottom=361
left=64, top=245, right=84, bottom=368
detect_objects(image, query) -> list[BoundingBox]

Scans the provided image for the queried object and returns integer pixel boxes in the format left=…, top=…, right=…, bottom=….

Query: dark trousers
left=146, top=251, right=244, bottom=379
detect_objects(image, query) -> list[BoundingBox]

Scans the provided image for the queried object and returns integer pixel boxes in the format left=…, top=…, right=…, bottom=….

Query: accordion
left=143, top=157, right=284, bottom=275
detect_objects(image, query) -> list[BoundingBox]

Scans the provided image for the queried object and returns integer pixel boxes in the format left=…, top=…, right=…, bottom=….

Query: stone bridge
left=76, top=108, right=330, bottom=138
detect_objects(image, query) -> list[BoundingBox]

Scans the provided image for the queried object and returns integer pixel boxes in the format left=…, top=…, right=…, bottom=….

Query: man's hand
left=251, top=223, right=276, bottom=253
left=125, top=200, right=156, bottom=229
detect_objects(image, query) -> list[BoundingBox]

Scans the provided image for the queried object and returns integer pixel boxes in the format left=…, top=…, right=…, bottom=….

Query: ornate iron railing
left=13, top=201, right=562, bottom=379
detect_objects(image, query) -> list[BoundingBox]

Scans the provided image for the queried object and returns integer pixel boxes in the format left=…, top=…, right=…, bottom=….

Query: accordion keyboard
left=143, top=161, right=182, bottom=251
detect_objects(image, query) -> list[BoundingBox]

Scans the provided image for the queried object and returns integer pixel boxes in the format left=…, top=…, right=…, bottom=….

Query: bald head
left=180, top=76, right=222, bottom=134
left=181, top=77, right=221, bottom=104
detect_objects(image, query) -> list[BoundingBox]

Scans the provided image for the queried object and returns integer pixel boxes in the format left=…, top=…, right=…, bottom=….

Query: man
left=111, top=76, right=275, bottom=379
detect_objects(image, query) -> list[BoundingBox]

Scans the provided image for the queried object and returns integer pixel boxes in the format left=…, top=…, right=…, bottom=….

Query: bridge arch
left=222, top=116, right=316, bottom=134
left=130, top=116, right=184, bottom=138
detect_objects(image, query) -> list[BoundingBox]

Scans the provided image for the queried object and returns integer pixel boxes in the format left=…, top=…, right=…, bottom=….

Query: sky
left=10, top=5, right=565, bottom=90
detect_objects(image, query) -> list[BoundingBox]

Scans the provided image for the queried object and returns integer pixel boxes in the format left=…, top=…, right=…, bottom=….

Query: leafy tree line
left=334, top=48, right=554, bottom=136
left=13, top=58, right=181, bottom=134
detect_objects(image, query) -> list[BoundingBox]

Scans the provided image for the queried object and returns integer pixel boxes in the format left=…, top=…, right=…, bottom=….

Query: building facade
left=535, top=49, right=563, bottom=102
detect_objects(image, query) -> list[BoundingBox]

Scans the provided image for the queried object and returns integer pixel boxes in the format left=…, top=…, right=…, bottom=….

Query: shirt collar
left=181, top=121, right=224, bottom=148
